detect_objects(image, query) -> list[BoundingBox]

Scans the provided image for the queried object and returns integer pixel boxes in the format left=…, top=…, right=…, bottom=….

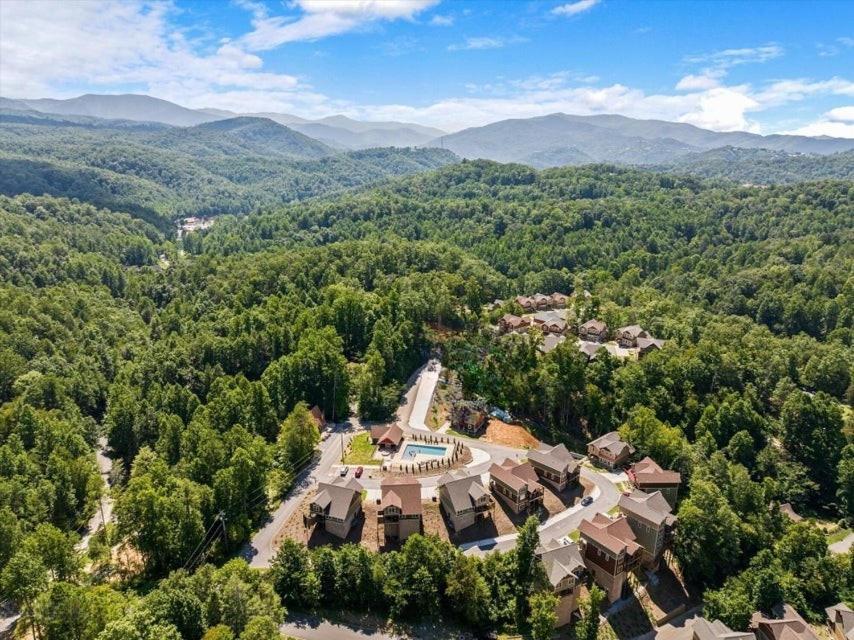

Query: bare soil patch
left=482, top=419, right=540, bottom=449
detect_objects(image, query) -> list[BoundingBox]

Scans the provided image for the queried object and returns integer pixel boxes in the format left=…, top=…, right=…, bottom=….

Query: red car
left=354, top=466, right=364, bottom=478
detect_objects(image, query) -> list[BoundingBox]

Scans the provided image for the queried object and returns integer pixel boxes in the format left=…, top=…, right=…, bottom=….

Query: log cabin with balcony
left=578, top=513, right=643, bottom=602
left=489, top=458, right=545, bottom=514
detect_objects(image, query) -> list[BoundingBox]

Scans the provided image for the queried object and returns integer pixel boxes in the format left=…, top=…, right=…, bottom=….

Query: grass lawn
left=343, top=433, right=378, bottom=465
left=568, top=530, right=580, bottom=542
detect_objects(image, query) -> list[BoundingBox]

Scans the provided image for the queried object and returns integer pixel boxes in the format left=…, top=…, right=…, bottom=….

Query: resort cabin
left=551, top=292, right=569, bottom=308
left=489, top=458, right=544, bottom=514
left=309, top=405, right=326, bottom=432
left=533, top=293, right=552, bottom=310
left=579, top=319, right=608, bottom=343
left=751, top=604, right=820, bottom=640
left=370, top=424, right=404, bottom=450
left=627, top=456, right=681, bottom=508
left=618, top=489, right=676, bottom=568
left=578, top=513, right=643, bottom=602
left=437, top=470, right=493, bottom=532
left=539, top=334, right=567, bottom=355
left=450, top=399, right=489, bottom=435
left=587, top=431, right=635, bottom=469
left=826, top=603, right=854, bottom=640
left=527, top=443, right=580, bottom=491
left=537, top=539, right=586, bottom=627
left=499, top=313, right=528, bottom=333
left=515, top=296, right=536, bottom=312
left=577, top=340, right=605, bottom=361
left=379, top=477, right=422, bottom=542
left=637, top=336, right=666, bottom=356
left=307, top=477, right=363, bottom=539
left=654, top=617, right=755, bottom=640
left=616, top=325, right=650, bottom=348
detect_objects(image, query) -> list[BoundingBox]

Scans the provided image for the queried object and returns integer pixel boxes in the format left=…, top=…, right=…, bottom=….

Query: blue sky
left=1, top=0, right=853, bottom=135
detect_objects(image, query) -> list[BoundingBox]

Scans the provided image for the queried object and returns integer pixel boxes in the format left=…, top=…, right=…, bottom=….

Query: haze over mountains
left=5, top=93, right=854, bottom=167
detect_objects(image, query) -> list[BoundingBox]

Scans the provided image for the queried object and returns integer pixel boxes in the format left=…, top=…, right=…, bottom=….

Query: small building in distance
left=539, top=333, right=567, bottom=355
left=826, top=603, right=854, bottom=640
left=379, top=477, right=423, bottom=543
left=537, top=539, right=586, bottom=627
left=527, top=443, right=580, bottom=492
left=618, top=489, right=676, bottom=568
left=515, top=296, right=536, bottom=312
left=637, top=336, right=666, bottom=356
left=627, top=457, right=682, bottom=508
left=587, top=431, right=635, bottom=469
left=307, top=477, right=363, bottom=539
left=579, top=319, right=608, bottom=343
left=437, top=470, right=493, bottom=532
left=489, top=458, right=544, bottom=514
left=616, top=325, right=650, bottom=348
left=751, top=604, right=820, bottom=640
left=654, top=617, right=755, bottom=640
left=551, top=292, right=569, bottom=308
left=499, top=313, right=529, bottom=333
left=370, top=424, right=404, bottom=451
left=309, top=405, right=326, bottom=432
left=450, top=398, right=489, bottom=435
left=578, top=513, right=643, bottom=602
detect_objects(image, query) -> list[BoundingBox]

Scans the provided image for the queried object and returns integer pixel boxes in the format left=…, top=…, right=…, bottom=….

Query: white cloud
left=685, top=44, right=784, bottom=70
left=430, top=14, right=454, bottom=26
left=784, top=104, right=854, bottom=138
left=675, top=73, right=722, bottom=91
left=448, top=35, right=527, bottom=51
left=239, top=0, right=438, bottom=51
left=551, top=0, right=600, bottom=17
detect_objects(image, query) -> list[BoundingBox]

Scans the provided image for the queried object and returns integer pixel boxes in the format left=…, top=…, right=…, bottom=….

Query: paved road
left=245, top=360, right=625, bottom=567
left=244, top=420, right=360, bottom=568
left=407, top=361, right=440, bottom=431
left=463, top=465, right=625, bottom=556
left=77, top=437, right=115, bottom=552
left=830, top=532, right=854, bottom=554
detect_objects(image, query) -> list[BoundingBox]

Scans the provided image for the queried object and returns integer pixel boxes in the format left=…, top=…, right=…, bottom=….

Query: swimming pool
left=402, top=444, right=447, bottom=460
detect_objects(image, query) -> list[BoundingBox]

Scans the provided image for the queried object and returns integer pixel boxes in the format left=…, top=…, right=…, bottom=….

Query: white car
left=340, top=466, right=349, bottom=477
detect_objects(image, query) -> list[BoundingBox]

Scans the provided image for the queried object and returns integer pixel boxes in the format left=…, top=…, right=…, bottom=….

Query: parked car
left=355, top=466, right=364, bottom=478
left=340, top=466, right=349, bottom=477
left=581, top=496, right=593, bottom=506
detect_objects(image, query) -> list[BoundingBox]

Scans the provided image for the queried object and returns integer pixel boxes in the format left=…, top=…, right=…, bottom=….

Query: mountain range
left=0, top=94, right=446, bottom=150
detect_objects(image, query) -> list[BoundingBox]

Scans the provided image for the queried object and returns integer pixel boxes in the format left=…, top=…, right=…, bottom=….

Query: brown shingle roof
left=371, top=423, right=404, bottom=446
left=751, top=604, right=819, bottom=640
left=581, top=319, right=607, bottom=333
left=579, top=513, right=642, bottom=557
left=381, top=477, right=422, bottom=516
left=588, top=431, right=635, bottom=458
left=629, top=456, right=682, bottom=486
left=537, top=539, right=585, bottom=587
left=619, top=489, right=676, bottom=527
left=528, top=443, right=579, bottom=476
left=489, top=458, right=542, bottom=494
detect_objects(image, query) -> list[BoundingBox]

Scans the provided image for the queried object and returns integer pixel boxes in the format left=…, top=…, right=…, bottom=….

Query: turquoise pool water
left=402, top=444, right=447, bottom=460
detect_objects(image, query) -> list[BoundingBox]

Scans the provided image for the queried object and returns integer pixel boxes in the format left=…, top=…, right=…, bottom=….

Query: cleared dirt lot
left=482, top=419, right=540, bottom=449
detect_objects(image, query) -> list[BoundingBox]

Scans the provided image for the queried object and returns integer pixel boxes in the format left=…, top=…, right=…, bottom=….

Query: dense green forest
left=0, top=110, right=457, bottom=226
left=657, top=147, right=854, bottom=185
left=0, top=158, right=851, bottom=639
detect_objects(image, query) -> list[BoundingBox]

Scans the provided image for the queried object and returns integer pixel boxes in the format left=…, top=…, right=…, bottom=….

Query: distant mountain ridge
left=432, top=112, right=854, bottom=165
left=2, top=93, right=446, bottom=149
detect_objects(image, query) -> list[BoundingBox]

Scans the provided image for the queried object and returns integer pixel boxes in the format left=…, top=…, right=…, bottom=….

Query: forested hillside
left=659, top=147, right=854, bottom=184
left=0, top=161, right=851, bottom=638
left=0, top=110, right=457, bottom=225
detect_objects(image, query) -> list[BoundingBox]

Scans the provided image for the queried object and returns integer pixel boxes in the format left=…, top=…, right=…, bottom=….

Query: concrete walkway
left=407, top=360, right=440, bottom=431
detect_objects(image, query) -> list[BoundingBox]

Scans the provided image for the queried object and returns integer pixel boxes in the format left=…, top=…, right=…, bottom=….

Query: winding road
left=244, top=360, right=627, bottom=569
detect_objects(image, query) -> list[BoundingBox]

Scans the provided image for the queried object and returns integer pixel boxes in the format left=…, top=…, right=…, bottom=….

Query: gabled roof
left=578, top=340, right=605, bottom=359
left=629, top=456, right=682, bottom=486
left=826, top=603, right=854, bottom=640
left=313, top=477, right=362, bottom=520
left=637, top=336, right=665, bottom=351
left=438, top=470, right=489, bottom=514
left=619, top=489, right=676, bottom=527
left=489, top=458, right=542, bottom=494
left=381, top=477, right=422, bottom=516
left=528, top=443, right=579, bottom=476
left=537, top=539, right=585, bottom=587
left=617, top=325, right=648, bottom=338
left=751, top=604, right=820, bottom=640
left=579, top=513, right=642, bottom=557
left=371, top=423, right=404, bottom=446
left=551, top=292, right=569, bottom=301
left=580, top=319, right=607, bottom=332
left=655, top=617, right=755, bottom=640
left=588, top=431, right=635, bottom=458
left=539, top=334, right=566, bottom=354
